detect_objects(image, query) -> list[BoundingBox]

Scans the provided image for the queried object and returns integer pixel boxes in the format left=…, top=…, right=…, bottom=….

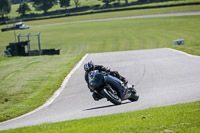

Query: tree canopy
left=73, top=0, right=80, bottom=8
left=101, top=0, right=115, bottom=6
left=17, top=2, right=31, bottom=16
left=30, top=0, right=57, bottom=13
left=0, top=0, right=11, bottom=18
left=60, top=0, right=71, bottom=9
left=125, top=0, right=128, bottom=5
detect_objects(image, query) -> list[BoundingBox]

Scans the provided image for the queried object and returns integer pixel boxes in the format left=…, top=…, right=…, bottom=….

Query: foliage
left=0, top=0, right=11, bottom=18
left=73, top=0, right=80, bottom=8
left=11, top=0, right=23, bottom=4
left=100, top=0, right=115, bottom=6
left=59, top=0, right=71, bottom=9
left=16, top=2, right=31, bottom=16
left=30, top=0, right=57, bottom=13
left=125, top=0, right=128, bottom=5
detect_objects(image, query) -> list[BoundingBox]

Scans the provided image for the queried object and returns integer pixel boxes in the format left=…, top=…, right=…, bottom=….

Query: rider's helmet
left=84, top=61, right=95, bottom=72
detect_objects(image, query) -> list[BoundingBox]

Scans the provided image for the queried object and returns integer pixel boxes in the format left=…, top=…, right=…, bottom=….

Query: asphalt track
left=0, top=48, right=200, bottom=131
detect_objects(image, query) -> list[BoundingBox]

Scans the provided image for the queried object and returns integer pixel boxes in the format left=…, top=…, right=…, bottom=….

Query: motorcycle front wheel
left=101, top=86, right=121, bottom=105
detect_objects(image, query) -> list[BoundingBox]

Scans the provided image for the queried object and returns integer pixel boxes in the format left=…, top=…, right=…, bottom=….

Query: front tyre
left=101, top=86, right=121, bottom=105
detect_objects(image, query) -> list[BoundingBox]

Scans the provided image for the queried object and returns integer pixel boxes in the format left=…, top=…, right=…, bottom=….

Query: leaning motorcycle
left=88, top=70, right=139, bottom=105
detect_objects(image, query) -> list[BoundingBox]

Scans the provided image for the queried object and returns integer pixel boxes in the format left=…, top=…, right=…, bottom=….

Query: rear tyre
left=101, top=86, right=121, bottom=105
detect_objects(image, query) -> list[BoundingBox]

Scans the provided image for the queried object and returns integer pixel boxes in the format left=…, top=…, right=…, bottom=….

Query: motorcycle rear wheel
left=101, top=86, right=121, bottom=105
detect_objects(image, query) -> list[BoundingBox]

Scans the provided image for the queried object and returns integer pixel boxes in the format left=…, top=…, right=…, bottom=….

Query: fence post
left=38, top=32, right=41, bottom=55
left=17, top=33, right=20, bottom=42
left=27, top=33, right=31, bottom=52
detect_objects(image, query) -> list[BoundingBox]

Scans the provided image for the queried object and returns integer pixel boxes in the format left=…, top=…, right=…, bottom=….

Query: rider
left=84, top=61, right=129, bottom=101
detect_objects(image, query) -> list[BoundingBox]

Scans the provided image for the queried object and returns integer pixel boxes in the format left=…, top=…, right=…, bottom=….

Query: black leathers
left=85, top=65, right=127, bottom=88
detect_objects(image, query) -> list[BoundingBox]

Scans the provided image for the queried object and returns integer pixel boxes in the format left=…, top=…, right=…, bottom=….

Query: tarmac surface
left=0, top=48, right=200, bottom=131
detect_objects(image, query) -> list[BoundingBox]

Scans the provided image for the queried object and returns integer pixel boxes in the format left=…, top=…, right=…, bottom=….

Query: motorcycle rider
left=84, top=61, right=130, bottom=101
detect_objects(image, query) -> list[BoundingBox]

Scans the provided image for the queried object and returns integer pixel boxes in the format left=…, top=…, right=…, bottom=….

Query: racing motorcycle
left=88, top=70, right=139, bottom=105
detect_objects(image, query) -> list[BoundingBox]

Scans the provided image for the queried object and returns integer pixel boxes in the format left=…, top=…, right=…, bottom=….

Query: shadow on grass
left=83, top=101, right=131, bottom=111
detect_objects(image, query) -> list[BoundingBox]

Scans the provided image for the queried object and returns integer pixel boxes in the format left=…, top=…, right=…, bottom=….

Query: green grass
left=21, top=4, right=200, bottom=26
left=0, top=54, right=84, bottom=121
left=6, top=0, right=200, bottom=19
left=1, top=101, right=200, bottom=133
left=0, top=7, right=200, bottom=122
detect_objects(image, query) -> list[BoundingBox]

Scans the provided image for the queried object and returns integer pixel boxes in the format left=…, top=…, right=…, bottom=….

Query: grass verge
left=0, top=54, right=84, bottom=122
left=1, top=101, right=200, bottom=133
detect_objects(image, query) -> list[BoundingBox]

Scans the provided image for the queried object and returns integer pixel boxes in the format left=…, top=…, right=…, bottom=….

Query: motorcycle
left=88, top=70, right=139, bottom=105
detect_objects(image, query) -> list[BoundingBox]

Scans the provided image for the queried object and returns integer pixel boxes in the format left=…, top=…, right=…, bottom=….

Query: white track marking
left=165, top=48, right=200, bottom=58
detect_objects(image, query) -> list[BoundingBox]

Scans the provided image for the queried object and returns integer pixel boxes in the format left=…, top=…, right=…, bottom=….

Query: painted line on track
left=165, top=48, right=200, bottom=58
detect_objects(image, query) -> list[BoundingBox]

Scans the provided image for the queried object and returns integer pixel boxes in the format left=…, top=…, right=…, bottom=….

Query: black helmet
left=84, top=61, right=95, bottom=72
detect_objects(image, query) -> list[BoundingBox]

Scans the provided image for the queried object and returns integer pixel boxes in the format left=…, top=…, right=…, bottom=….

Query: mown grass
left=1, top=101, right=200, bottom=133
left=0, top=54, right=84, bottom=121
left=7, top=0, right=200, bottom=19
left=21, top=4, right=200, bottom=26
left=0, top=8, right=200, bottom=122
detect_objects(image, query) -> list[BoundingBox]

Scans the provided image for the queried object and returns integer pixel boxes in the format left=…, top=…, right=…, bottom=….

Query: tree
left=0, top=0, right=11, bottom=18
left=73, top=0, right=80, bottom=8
left=60, top=0, right=70, bottom=10
left=17, top=2, right=31, bottom=16
left=138, top=0, right=151, bottom=3
left=31, top=0, right=57, bottom=13
left=101, top=0, right=115, bottom=7
left=125, top=0, right=128, bottom=5
left=11, top=0, right=23, bottom=4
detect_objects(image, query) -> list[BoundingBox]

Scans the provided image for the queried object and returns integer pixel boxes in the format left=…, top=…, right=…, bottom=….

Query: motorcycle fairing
left=104, top=75, right=124, bottom=99
left=88, top=70, right=104, bottom=89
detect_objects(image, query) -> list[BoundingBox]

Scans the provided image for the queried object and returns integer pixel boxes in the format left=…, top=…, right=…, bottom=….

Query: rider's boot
left=131, top=86, right=137, bottom=94
left=92, top=92, right=103, bottom=101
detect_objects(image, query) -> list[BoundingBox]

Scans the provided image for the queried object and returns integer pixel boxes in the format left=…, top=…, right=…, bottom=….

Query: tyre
left=128, top=92, right=139, bottom=102
left=101, top=86, right=121, bottom=105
